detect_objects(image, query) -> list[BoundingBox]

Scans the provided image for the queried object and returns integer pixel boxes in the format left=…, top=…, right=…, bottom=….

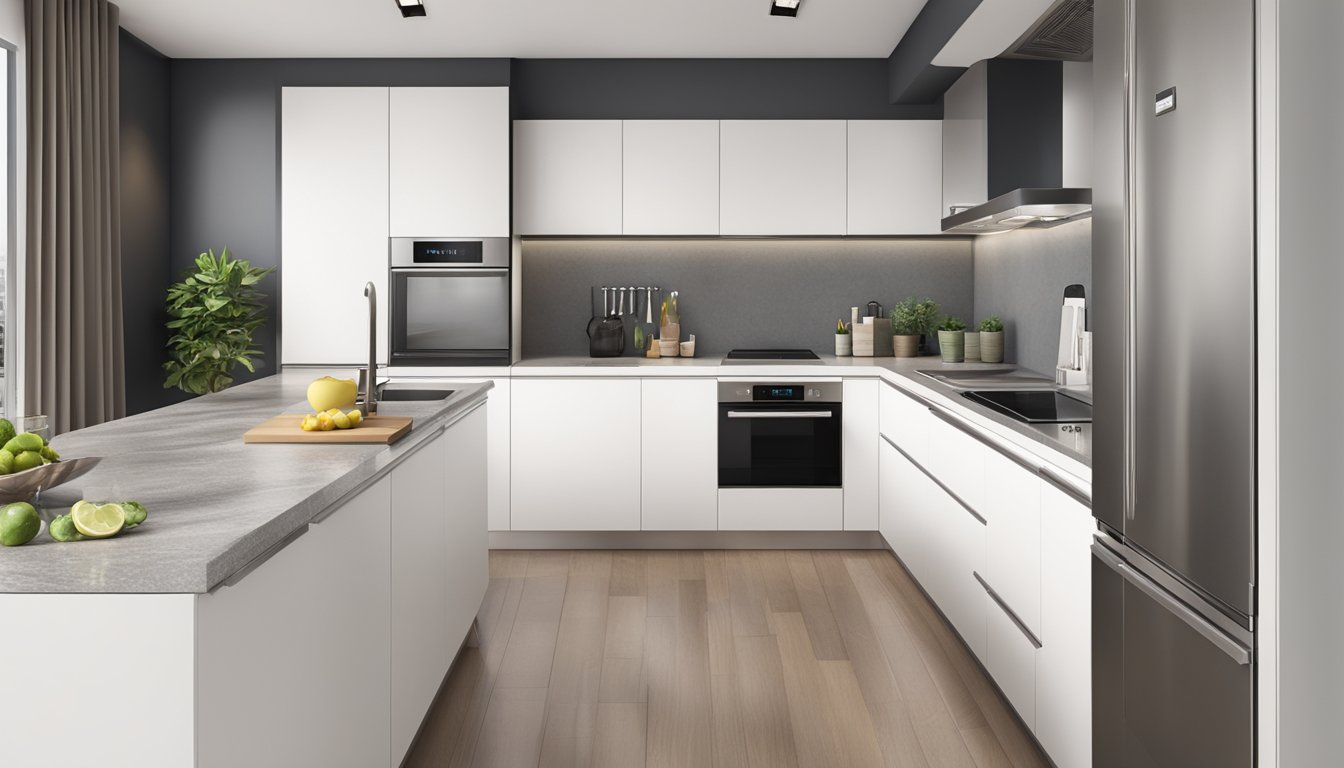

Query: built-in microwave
left=389, top=237, right=511, bottom=366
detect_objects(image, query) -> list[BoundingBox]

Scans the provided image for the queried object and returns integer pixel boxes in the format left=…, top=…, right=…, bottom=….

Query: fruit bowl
left=0, top=456, right=102, bottom=505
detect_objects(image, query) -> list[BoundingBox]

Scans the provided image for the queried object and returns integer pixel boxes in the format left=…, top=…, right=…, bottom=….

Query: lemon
left=316, top=412, right=335, bottom=431
left=332, top=411, right=351, bottom=429
left=307, top=377, right=358, bottom=413
left=300, top=415, right=319, bottom=432
left=71, top=501, right=125, bottom=539
left=346, top=409, right=363, bottom=427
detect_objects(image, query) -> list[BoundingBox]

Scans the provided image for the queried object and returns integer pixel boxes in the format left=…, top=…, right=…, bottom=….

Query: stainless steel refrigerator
left=1092, top=0, right=1256, bottom=765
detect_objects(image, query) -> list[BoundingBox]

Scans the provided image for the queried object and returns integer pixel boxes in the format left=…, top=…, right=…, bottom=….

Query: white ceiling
left=116, top=0, right=928, bottom=59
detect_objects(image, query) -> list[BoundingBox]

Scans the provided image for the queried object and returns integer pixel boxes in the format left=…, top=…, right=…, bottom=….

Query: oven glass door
left=391, top=268, right=510, bottom=361
left=718, top=402, right=842, bottom=488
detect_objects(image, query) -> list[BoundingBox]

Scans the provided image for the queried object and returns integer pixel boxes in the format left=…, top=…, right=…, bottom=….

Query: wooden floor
left=405, top=550, right=1049, bottom=768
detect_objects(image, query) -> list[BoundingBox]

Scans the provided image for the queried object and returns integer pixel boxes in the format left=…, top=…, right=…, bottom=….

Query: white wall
left=0, top=0, right=24, bottom=420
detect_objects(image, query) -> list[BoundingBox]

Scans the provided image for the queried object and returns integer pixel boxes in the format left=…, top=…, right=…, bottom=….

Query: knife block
left=852, top=318, right=893, bottom=357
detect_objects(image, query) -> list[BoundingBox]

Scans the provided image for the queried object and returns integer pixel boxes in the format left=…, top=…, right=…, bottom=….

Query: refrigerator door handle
left=1092, top=542, right=1252, bottom=666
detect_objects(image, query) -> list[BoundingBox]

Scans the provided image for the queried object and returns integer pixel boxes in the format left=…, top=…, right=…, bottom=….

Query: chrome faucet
left=360, top=282, right=378, bottom=417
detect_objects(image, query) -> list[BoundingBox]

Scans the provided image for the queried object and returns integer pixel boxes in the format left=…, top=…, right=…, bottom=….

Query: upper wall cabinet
left=390, top=87, right=510, bottom=238
left=514, top=120, right=623, bottom=235
left=623, top=120, right=720, bottom=235
left=719, top=120, right=848, bottom=235
left=281, top=87, right=389, bottom=366
left=848, top=120, right=943, bottom=235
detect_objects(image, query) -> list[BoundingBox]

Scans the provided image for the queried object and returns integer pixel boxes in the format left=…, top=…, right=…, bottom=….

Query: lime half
left=71, top=501, right=126, bottom=539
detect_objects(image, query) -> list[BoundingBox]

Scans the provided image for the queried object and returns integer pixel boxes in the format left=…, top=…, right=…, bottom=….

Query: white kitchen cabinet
left=485, top=378, right=512, bottom=531
left=390, top=429, right=454, bottom=761
left=843, top=379, right=880, bottom=531
left=847, top=120, right=944, bottom=235
left=281, top=87, right=389, bottom=366
left=510, top=378, right=642, bottom=530
left=197, top=475, right=393, bottom=768
left=982, top=447, right=1043, bottom=636
left=880, top=381, right=932, bottom=468
left=641, top=378, right=718, bottom=530
left=623, top=120, right=720, bottom=235
left=719, top=120, right=848, bottom=235
left=923, top=406, right=988, bottom=517
left=984, top=587, right=1038, bottom=731
left=718, top=488, right=844, bottom=530
left=513, top=120, right=623, bottom=235
left=390, top=87, right=510, bottom=237
left=1037, top=481, right=1095, bottom=768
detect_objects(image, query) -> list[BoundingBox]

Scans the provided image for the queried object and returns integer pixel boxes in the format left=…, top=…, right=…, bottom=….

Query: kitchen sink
left=374, top=384, right=455, bottom=401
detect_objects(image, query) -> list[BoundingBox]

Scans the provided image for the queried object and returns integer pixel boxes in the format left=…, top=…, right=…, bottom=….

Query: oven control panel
left=718, top=382, right=842, bottom=403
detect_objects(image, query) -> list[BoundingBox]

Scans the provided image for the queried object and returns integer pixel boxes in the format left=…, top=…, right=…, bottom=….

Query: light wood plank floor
left=405, top=550, right=1049, bottom=768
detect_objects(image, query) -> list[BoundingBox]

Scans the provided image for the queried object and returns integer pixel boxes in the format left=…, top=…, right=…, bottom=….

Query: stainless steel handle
left=926, top=405, right=1038, bottom=475
left=726, top=411, right=834, bottom=420
left=1038, top=465, right=1092, bottom=508
left=216, top=524, right=309, bottom=590
left=363, top=282, right=377, bottom=417
left=1091, top=542, right=1251, bottom=666
left=881, top=433, right=986, bottom=526
left=1123, top=0, right=1138, bottom=523
left=974, top=571, right=1042, bottom=649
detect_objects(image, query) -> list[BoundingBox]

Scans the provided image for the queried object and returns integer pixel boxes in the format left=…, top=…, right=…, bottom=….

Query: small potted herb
left=835, top=318, right=852, bottom=357
left=937, top=316, right=968, bottom=363
left=890, top=297, right=939, bottom=357
left=979, top=316, right=1005, bottom=363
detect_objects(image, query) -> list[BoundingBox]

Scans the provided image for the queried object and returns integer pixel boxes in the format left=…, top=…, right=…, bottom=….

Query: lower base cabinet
left=983, top=588, right=1039, bottom=731
left=1037, top=482, right=1095, bottom=768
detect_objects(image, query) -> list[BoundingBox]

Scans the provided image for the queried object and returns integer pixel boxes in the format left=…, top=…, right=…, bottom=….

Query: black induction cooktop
left=724, top=349, right=821, bottom=361
left=963, top=390, right=1093, bottom=424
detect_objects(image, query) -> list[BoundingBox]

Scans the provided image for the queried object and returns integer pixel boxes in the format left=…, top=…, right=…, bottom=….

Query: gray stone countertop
left=0, top=373, right=491, bottom=594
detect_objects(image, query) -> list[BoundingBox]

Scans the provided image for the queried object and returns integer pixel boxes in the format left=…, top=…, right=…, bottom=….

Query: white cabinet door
left=982, top=449, right=1043, bottom=636
left=880, top=382, right=932, bottom=467
left=878, top=437, right=908, bottom=552
left=281, top=87, right=389, bottom=366
left=511, top=378, right=642, bottom=530
left=623, top=120, right=720, bottom=235
left=984, top=588, right=1038, bottom=731
left=924, top=406, right=988, bottom=517
left=390, top=432, right=453, bottom=761
left=719, top=120, right=847, bottom=235
left=513, top=120, right=623, bottom=235
left=641, top=378, right=718, bottom=530
left=486, top=378, right=512, bottom=531
left=440, top=406, right=490, bottom=658
left=718, top=488, right=844, bottom=530
left=843, top=379, right=880, bottom=531
left=1037, top=482, right=1095, bottom=768
left=390, top=87, right=510, bottom=237
left=929, top=487, right=988, bottom=663
left=847, top=120, right=943, bottom=235
left=197, top=476, right=393, bottom=768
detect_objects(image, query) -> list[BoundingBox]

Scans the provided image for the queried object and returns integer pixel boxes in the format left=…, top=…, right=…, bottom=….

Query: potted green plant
left=835, top=318, right=852, bottom=357
left=164, top=248, right=275, bottom=395
left=979, top=315, right=1005, bottom=363
left=890, top=297, right=939, bottom=357
left=937, top=316, right=968, bottom=363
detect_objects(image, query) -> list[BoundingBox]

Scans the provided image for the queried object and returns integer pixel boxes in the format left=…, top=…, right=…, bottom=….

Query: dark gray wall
left=120, top=31, right=186, bottom=415
left=521, top=239, right=974, bottom=358
left=512, top=59, right=941, bottom=119
left=168, top=58, right=511, bottom=385
left=973, top=218, right=1091, bottom=374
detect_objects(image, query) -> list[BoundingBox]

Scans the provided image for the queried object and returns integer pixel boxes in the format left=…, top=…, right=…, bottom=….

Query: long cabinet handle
left=974, top=571, right=1043, bottom=649
left=881, top=433, right=986, bottom=526
left=216, top=524, right=309, bottom=591
left=1091, top=542, right=1251, bottom=666
left=726, top=411, right=834, bottom=420
left=1039, top=465, right=1092, bottom=509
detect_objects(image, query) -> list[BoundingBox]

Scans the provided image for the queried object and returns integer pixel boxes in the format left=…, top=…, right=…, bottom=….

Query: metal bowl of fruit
left=0, top=431, right=102, bottom=505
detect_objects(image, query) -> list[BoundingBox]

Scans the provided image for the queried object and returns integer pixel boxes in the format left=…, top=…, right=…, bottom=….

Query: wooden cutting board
left=243, top=414, right=414, bottom=444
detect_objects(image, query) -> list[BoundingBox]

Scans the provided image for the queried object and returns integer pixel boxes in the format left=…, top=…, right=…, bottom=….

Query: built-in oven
left=390, top=237, right=511, bottom=366
left=718, top=381, right=842, bottom=488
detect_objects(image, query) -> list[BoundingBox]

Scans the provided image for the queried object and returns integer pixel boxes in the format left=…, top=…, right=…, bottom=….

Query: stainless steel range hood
left=942, top=187, right=1092, bottom=234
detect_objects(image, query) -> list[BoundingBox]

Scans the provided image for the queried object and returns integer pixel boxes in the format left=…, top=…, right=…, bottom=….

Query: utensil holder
left=852, top=319, right=893, bottom=357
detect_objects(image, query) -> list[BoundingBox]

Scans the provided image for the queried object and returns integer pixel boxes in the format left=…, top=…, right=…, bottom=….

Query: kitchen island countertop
left=0, top=372, right=491, bottom=594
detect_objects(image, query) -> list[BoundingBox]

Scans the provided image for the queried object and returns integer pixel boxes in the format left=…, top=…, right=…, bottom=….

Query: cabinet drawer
left=924, top=406, right=988, bottom=517
left=930, top=490, right=988, bottom=662
left=982, top=448, right=1043, bottom=635
left=983, top=584, right=1038, bottom=731
left=718, top=488, right=843, bottom=531
left=880, top=382, right=931, bottom=463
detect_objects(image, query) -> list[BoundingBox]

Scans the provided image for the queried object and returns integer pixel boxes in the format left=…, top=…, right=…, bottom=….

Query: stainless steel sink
left=916, top=367, right=1056, bottom=391
left=374, top=383, right=455, bottom=401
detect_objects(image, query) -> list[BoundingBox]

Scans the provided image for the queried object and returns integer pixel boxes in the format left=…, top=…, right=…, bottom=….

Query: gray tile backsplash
left=973, top=218, right=1092, bottom=375
left=520, top=238, right=975, bottom=358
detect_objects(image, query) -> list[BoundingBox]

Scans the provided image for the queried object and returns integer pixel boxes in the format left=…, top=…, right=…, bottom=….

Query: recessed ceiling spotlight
left=770, top=0, right=801, bottom=17
left=395, top=0, right=427, bottom=18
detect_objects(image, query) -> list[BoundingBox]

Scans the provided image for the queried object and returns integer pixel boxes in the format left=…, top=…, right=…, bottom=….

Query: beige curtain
left=25, top=0, right=124, bottom=434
